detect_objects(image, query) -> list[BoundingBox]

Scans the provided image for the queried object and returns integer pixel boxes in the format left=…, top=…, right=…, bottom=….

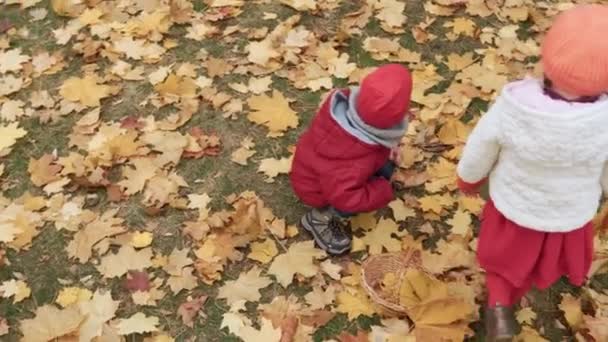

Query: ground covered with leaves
left=1, top=0, right=608, bottom=341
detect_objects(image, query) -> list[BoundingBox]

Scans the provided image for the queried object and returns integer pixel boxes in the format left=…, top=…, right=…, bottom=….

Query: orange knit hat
left=542, top=4, right=608, bottom=97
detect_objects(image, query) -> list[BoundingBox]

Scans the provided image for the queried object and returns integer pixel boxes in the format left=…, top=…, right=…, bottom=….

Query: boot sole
left=301, top=215, right=351, bottom=255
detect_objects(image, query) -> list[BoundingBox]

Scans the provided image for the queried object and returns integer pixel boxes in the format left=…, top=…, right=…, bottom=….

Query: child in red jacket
left=290, top=64, right=413, bottom=255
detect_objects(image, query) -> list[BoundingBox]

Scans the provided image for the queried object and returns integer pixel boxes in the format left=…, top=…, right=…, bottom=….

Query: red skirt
left=477, top=200, right=594, bottom=290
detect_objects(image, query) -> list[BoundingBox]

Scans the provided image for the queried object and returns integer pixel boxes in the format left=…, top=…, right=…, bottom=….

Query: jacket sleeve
left=320, top=167, right=394, bottom=213
left=457, top=104, right=502, bottom=184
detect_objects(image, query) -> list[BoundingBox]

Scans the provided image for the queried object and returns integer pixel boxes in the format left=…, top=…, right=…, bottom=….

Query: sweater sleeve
left=601, top=161, right=608, bottom=195
left=457, top=104, right=502, bottom=183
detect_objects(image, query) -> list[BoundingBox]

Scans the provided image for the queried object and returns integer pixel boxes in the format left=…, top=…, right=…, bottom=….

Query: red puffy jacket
left=290, top=89, right=394, bottom=213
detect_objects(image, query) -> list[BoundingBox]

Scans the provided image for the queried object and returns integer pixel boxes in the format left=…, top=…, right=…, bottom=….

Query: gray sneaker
left=301, top=208, right=352, bottom=255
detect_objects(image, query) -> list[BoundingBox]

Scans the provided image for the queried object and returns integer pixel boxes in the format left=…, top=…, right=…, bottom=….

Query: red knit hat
left=542, top=4, right=608, bottom=97
left=357, top=64, right=412, bottom=129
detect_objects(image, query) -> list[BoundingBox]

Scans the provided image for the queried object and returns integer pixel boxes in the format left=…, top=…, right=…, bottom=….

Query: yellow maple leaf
left=154, top=73, right=197, bottom=98
left=0, top=48, right=30, bottom=73
left=56, top=287, right=93, bottom=308
left=447, top=209, right=472, bottom=237
left=217, top=267, right=272, bottom=309
left=248, top=239, right=278, bottom=264
left=515, top=326, right=549, bottom=341
left=516, top=307, right=537, bottom=326
left=20, top=305, right=84, bottom=341
left=258, top=156, right=293, bottom=182
left=268, top=241, right=326, bottom=287
left=115, top=312, right=159, bottom=335
left=336, top=288, right=376, bottom=320
left=458, top=195, right=485, bottom=215
left=247, top=90, right=299, bottom=137
left=237, top=318, right=281, bottom=342
left=131, top=231, right=154, bottom=248
left=360, top=218, right=402, bottom=255
left=247, top=39, right=280, bottom=66
left=96, top=246, right=153, bottom=278
left=0, top=122, right=27, bottom=151
left=418, top=195, right=444, bottom=214
left=78, top=290, right=120, bottom=342
left=421, top=238, right=476, bottom=274
left=559, top=294, right=583, bottom=331
left=351, top=212, right=377, bottom=231
left=446, top=17, right=477, bottom=37
left=389, top=199, right=416, bottom=222
left=60, top=75, right=111, bottom=107
left=445, top=52, right=476, bottom=71
left=0, top=279, right=31, bottom=303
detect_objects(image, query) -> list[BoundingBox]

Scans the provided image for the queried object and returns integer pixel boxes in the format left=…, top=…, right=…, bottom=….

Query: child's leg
left=486, top=272, right=531, bottom=307
left=301, top=207, right=352, bottom=255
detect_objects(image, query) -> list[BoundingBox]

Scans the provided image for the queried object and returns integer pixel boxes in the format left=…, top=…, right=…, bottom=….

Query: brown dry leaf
left=60, top=75, right=111, bottom=107
left=177, top=296, right=207, bottom=328
left=0, top=317, right=7, bottom=336
left=20, top=305, right=84, bottom=342
left=583, top=315, right=608, bottom=341
left=66, top=209, right=126, bottom=263
left=338, top=331, right=369, bottom=342
left=247, top=90, right=299, bottom=137
left=268, top=241, right=326, bottom=287
left=231, top=138, right=256, bottom=166
left=28, top=154, right=62, bottom=187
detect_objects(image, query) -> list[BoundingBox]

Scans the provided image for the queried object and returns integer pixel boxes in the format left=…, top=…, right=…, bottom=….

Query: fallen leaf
left=218, top=267, right=272, bottom=308
left=559, top=294, right=583, bottom=331
left=237, top=318, right=281, bottom=342
left=56, top=287, right=92, bottom=308
left=115, top=312, right=159, bottom=335
left=124, top=271, right=151, bottom=292
left=248, top=238, right=279, bottom=264
left=59, top=75, right=111, bottom=107
left=336, top=288, right=375, bottom=320
left=247, top=90, right=299, bottom=137
left=97, top=246, right=153, bottom=278
left=360, top=218, right=401, bottom=255
left=258, top=156, right=292, bottom=182
left=20, top=305, right=84, bottom=342
left=78, top=290, right=120, bottom=342
left=268, top=241, right=326, bottom=287
left=177, top=296, right=207, bottom=328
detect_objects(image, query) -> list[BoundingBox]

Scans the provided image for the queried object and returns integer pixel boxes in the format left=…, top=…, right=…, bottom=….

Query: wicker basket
left=360, top=248, right=428, bottom=316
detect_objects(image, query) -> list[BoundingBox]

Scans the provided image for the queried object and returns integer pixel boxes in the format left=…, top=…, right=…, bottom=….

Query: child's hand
left=389, top=146, right=401, bottom=166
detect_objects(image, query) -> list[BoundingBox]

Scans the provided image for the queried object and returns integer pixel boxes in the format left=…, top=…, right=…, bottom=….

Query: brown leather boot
left=485, top=304, right=518, bottom=341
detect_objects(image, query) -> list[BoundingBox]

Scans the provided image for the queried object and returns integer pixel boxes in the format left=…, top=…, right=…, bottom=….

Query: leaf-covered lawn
left=0, top=0, right=608, bottom=341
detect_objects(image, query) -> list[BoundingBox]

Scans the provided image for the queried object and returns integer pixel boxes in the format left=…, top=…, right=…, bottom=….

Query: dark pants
left=330, top=160, right=396, bottom=218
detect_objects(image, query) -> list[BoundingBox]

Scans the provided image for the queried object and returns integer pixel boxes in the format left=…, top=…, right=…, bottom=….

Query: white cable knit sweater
left=457, top=80, right=608, bottom=232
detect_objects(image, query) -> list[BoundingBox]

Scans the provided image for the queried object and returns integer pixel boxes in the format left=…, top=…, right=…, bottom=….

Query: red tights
left=486, top=272, right=532, bottom=307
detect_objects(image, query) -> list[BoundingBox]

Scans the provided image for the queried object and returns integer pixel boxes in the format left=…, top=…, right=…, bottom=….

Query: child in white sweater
left=457, top=5, right=608, bottom=340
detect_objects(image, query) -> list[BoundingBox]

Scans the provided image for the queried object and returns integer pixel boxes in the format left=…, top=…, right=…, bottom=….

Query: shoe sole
left=301, top=215, right=351, bottom=255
